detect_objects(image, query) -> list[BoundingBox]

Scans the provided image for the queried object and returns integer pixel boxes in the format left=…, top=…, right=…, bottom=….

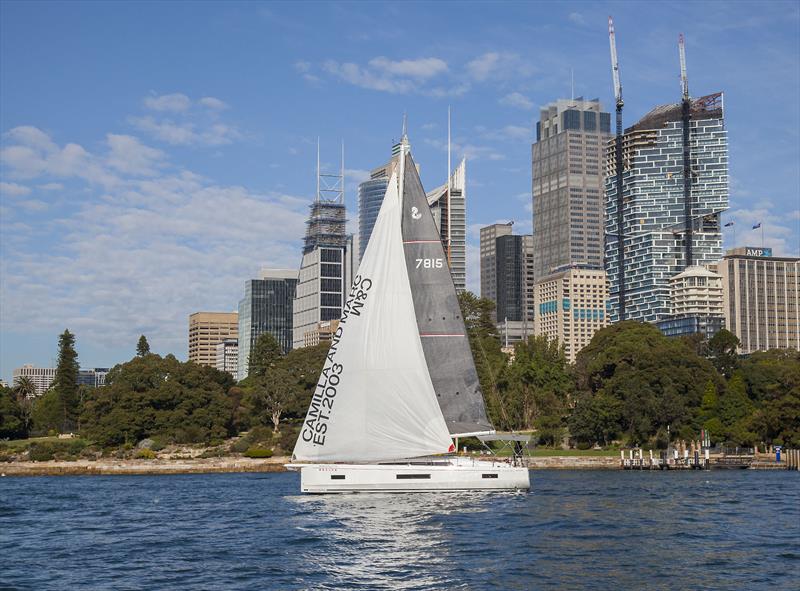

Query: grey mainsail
left=400, top=153, right=493, bottom=436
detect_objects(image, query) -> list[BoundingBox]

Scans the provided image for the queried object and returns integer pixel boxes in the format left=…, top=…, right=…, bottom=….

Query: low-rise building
left=189, top=311, right=238, bottom=368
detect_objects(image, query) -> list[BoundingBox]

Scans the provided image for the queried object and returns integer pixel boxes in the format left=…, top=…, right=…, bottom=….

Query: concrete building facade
left=188, top=312, right=238, bottom=368
left=12, top=365, right=56, bottom=397
left=239, top=269, right=298, bottom=380
left=215, top=338, right=239, bottom=381
left=718, top=247, right=799, bottom=354
left=532, top=97, right=611, bottom=280
left=605, top=92, right=728, bottom=323
left=533, top=266, right=609, bottom=363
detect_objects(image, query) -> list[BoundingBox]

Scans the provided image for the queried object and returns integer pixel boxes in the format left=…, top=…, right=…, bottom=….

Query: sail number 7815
left=416, top=258, right=444, bottom=269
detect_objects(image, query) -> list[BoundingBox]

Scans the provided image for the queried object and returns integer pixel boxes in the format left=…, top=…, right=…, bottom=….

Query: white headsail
left=292, top=166, right=454, bottom=463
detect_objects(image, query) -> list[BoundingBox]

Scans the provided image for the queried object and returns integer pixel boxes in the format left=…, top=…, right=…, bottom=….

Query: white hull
left=286, top=457, right=530, bottom=494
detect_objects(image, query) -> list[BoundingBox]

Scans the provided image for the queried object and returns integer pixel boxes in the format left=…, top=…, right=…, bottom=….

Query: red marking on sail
left=448, top=443, right=455, bottom=453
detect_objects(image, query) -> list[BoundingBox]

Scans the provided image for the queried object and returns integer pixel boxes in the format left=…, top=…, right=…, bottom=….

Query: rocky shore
left=0, top=454, right=620, bottom=476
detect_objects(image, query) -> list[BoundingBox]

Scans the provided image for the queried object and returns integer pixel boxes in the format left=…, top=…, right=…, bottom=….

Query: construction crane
left=679, top=33, right=693, bottom=269
left=608, top=16, right=625, bottom=321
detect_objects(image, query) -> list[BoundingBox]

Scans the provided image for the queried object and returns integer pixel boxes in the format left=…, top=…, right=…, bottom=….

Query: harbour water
left=1, top=471, right=798, bottom=590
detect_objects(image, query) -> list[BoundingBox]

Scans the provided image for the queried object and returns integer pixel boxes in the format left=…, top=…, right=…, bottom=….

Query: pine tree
left=136, top=335, right=151, bottom=357
left=248, top=333, right=283, bottom=378
left=54, top=329, right=80, bottom=432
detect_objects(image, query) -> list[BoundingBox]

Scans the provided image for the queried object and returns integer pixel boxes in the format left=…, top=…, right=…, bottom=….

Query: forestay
left=400, top=153, right=494, bottom=436
left=292, top=168, right=453, bottom=463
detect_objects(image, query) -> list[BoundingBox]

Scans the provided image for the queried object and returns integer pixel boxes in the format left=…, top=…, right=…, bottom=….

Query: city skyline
left=1, top=1, right=799, bottom=380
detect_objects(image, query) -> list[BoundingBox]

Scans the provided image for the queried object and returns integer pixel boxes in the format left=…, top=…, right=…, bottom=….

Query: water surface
left=1, top=470, right=798, bottom=590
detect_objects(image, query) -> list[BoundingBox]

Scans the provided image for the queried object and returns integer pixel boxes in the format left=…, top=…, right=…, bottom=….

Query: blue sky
left=1, top=0, right=798, bottom=381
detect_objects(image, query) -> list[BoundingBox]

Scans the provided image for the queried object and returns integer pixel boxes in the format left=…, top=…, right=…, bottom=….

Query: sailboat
left=286, top=128, right=530, bottom=493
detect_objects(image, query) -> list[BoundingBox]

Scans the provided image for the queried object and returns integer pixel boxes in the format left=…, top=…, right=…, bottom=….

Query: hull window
left=396, top=474, right=431, bottom=480
left=482, top=474, right=499, bottom=479
left=330, top=475, right=345, bottom=480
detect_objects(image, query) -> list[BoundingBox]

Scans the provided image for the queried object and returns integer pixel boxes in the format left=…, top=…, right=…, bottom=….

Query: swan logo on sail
left=410, top=206, right=422, bottom=220
left=300, top=274, right=374, bottom=447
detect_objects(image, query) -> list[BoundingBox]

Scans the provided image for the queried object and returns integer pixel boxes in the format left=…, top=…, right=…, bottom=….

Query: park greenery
left=1, top=294, right=799, bottom=460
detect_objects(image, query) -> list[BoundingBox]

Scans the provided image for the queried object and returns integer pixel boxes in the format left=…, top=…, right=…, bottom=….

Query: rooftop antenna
left=316, top=137, right=320, bottom=203
left=679, top=33, right=693, bottom=269
left=341, top=139, right=345, bottom=205
left=608, top=15, right=626, bottom=321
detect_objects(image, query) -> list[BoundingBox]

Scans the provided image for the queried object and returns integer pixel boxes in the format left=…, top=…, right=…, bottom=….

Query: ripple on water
left=1, top=471, right=799, bottom=590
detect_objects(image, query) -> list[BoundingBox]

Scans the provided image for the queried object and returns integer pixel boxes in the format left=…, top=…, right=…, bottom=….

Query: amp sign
left=745, top=247, right=772, bottom=257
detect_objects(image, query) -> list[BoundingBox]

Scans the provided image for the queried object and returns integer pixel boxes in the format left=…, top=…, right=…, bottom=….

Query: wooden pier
left=620, top=446, right=800, bottom=471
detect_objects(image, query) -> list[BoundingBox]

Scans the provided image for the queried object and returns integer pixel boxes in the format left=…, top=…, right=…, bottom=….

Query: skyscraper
left=532, top=98, right=611, bottom=279
left=188, top=312, right=238, bottom=368
left=531, top=97, right=611, bottom=358
left=239, top=268, right=297, bottom=379
left=718, top=247, right=799, bottom=354
left=480, top=223, right=513, bottom=305
left=293, top=146, right=353, bottom=349
left=605, top=92, right=728, bottom=323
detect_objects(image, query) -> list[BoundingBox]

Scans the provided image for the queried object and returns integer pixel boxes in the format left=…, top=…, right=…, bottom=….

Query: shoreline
left=0, top=455, right=620, bottom=476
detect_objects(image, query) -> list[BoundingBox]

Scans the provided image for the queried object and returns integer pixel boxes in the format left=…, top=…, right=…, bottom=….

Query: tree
left=252, top=366, right=297, bottom=433
left=740, top=349, right=800, bottom=446
left=503, top=335, right=571, bottom=436
left=568, top=392, right=623, bottom=446
left=458, top=292, right=508, bottom=428
left=81, top=353, right=235, bottom=447
left=54, top=329, right=80, bottom=432
left=573, top=321, right=719, bottom=444
left=136, top=335, right=151, bottom=357
left=0, top=387, right=27, bottom=439
left=248, top=333, right=283, bottom=378
left=708, top=329, right=740, bottom=379
left=13, top=376, right=37, bottom=400
left=718, top=372, right=755, bottom=445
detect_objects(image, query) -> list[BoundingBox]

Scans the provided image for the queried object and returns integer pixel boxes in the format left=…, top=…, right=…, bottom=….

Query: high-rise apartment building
left=533, top=266, right=609, bottom=363
left=293, top=154, right=353, bottom=349
left=215, top=338, right=239, bottom=381
left=718, top=247, right=799, bottom=354
left=605, top=92, right=728, bottom=323
left=188, top=312, right=238, bottom=368
left=532, top=98, right=611, bottom=279
left=239, top=269, right=298, bottom=379
left=358, top=142, right=467, bottom=291
left=12, top=365, right=56, bottom=397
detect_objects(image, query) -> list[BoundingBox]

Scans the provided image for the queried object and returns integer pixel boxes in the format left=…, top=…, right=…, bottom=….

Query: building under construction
left=604, top=92, right=728, bottom=323
left=293, top=145, right=355, bottom=349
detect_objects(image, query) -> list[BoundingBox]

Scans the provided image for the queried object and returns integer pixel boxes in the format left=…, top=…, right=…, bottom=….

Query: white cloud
left=368, top=56, right=448, bottom=79
left=198, top=96, right=229, bottom=110
left=38, top=182, right=63, bottom=191
left=726, top=204, right=800, bottom=256
left=480, top=124, right=532, bottom=142
left=130, top=116, right=242, bottom=147
left=499, top=92, right=534, bottom=110
left=466, top=52, right=536, bottom=82
left=568, top=12, right=586, bottom=26
left=425, top=137, right=505, bottom=161
left=0, top=127, right=309, bottom=357
left=17, top=199, right=48, bottom=212
left=144, top=93, right=191, bottom=112
left=106, top=134, right=165, bottom=176
left=321, top=56, right=449, bottom=94
left=0, top=182, right=31, bottom=197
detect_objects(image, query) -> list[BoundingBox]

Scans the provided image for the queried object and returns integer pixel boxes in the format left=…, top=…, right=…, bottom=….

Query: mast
left=609, top=15, right=626, bottom=321
left=447, top=106, right=452, bottom=265
left=399, top=113, right=408, bottom=207
left=679, top=33, right=693, bottom=269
